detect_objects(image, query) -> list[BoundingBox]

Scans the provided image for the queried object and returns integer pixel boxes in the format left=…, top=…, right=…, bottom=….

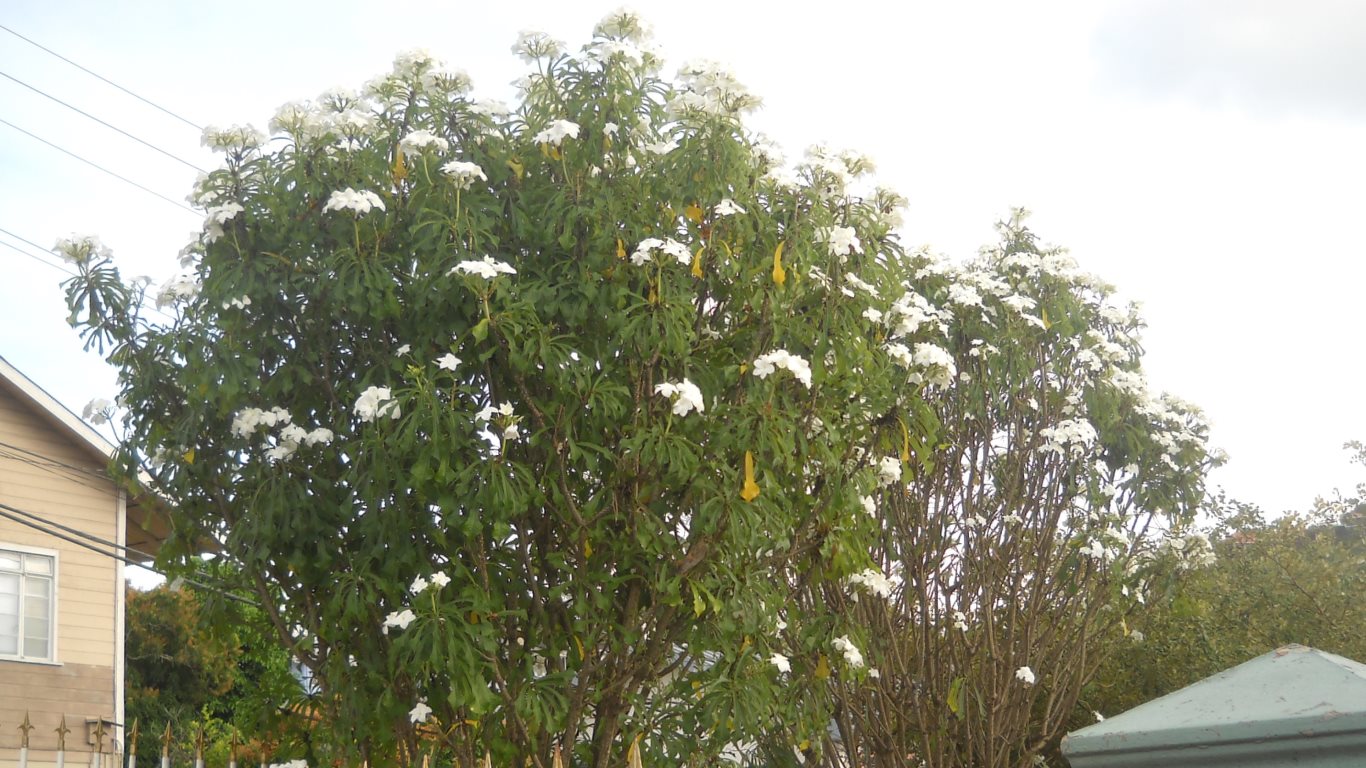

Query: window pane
left=22, top=622, right=48, bottom=659
left=0, top=551, right=19, bottom=571
left=0, top=573, right=18, bottom=655
left=24, top=554, right=52, bottom=575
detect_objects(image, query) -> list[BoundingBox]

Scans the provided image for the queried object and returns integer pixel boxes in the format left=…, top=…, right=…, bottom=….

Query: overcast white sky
left=3, top=0, right=1364, bottom=519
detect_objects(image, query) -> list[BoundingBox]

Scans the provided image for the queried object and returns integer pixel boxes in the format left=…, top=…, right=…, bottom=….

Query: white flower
left=630, top=237, right=691, bottom=267
left=383, top=608, right=416, bottom=631
left=876, top=456, right=902, bottom=486
left=595, top=8, right=653, bottom=42
left=440, top=160, right=488, bottom=190
left=354, top=386, right=401, bottom=423
left=409, top=699, right=433, bottom=724
left=832, top=635, right=864, bottom=668
left=205, top=201, right=244, bottom=225
left=476, top=402, right=515, bottom=422
left=436, top=353, right=462, bottom=371
left=952, top=611, right=968, bottom=632
left=862, top=308, right=884, bottom=323
left=821, top=226, right=862, bottom=258
left=513, top=30, right=565, bottom=62
left=910, top=343, right=957, bottom=387
left=713, top=199, right=746, bottom=217
left=769, top=653, right=791, bottom=674
left=52, top=234, right=111, bottom=266
left=1016, top=666, right=1036, bottom=685
left=1094, top=711, right=1105, bottom=722
left=304, top=428, right=334, bottom=446
left=430, top=571, right=451, bottom=588
left=751, top=350, right=813, bottom=389
left=859, top=495, right=876, bottom=517
left=533, top=119, right=581, bottom=146
left=450, top=256, right=517, bottom=280
left=201, top=124, right=265, bottom=152
left=410, top=575, right=430, bottom=594
left=1039, top=418, right=1099, bottom=457
left=396, top=344, right=412, bottom=356
left=604, top=121, right=620, bottom=137
left=222, top=295, right=251, bottom=310
left=502, top=423, right=521, bottom=442
left=82, top=398, right=112, bottom=425
left=230, top=406, right=292, bottom=437
left=869, top=668, right=881, bottom=679
left=847, top=568, right=894, bottom=599
left=323, top=187, right=385, bottom=216
left=654, top=379, right=705, bottom=417
left=155, top=274, right=201, bottom=308
left=399, top=130, right=450, bottom=157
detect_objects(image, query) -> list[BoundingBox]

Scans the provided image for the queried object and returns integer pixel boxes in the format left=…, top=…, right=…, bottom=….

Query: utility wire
left=0, top=224, right=56, bottom=255
left=0, top=117, right=199, bottom=215
left=0, top=501, right=258, bottom=606
left=0, top=237, right=76, bottom=276
left=0, top=23, right=203, bottom=131
left=0, top=70, right=207, bottom=173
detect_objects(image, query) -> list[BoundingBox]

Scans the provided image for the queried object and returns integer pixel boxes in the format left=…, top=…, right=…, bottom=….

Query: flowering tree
left=59, top=12, right=919, bottom=766
left=772, top=216, right=1221, bottom=767
left=58, top=13, right=1218, bottom=768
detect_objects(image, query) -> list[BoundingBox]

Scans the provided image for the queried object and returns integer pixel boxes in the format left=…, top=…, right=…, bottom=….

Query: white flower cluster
left=354, top=386, right=401, bottom=423
left=410, top=571, right=451, bottom=594
left=203, top=202, right=245, bottom=244
left=821, top=226, right=862, bottom=259
left=1016, top=666, right=1036, bottom=685
left=909, top=343, right=957, bottom=388
left=769, top=652, right=791, bottom=674
left=533, top=119, right=581, bottom=146
left=713, top=198, right=745, bottom=217
left=398, top=129, right=450, bottom=157
left=654, top=379, right=705, bottom=417
left=450, top=256, right=517, bottom=280
left=476, top=402, right=521, bottom=442
left=82, top=398, right=113, bottom=426
left=52, top=234, right=112, bottom=266
left=670, top=59, right=760, bottom=117
left=630, top=237, right=691, bottom=267
left=1039, top=418, right=1099, bottom=458
left=232, top=406, right=333, bottom=461
left=440, top=160, right=488, bottom=190
left=512, top=30, right=565, bottom=62
left=200, top=124, right=265, bottom=152
left=847, top=567, right=894, bottom=599
left=876, top=456, right=902, bottom=486
left=831, top=635, right=865, bottom=668
left=155, top=274, right=200, bottom=308
left=752, top=350, right=813, bottom=389
left=323, top=188, right=385, bottom=216
left=1161, top=531, right=1217, bottom=570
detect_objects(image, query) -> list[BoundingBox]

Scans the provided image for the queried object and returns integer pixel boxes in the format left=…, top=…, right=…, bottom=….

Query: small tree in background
left=1085, top=445, right=1366, bottom=723
left=59, top=12, right=1218, bottom=767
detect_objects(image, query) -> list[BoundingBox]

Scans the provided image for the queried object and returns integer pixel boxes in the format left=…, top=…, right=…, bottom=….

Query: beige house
left=0, top=356, right=165, bottom=767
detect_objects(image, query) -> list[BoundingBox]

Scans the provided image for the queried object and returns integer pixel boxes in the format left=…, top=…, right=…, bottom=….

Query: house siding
left=0, top=381, right=117, bottom=764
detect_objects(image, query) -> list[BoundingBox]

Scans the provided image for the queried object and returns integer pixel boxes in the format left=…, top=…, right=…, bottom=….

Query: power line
left=0, top=237, right=77, bottom=276
left=0, top=501, right=258, bottom=607
left=0, top=116, right=199, bottom=215
left=0, top=70, right=207, bottom=173
left=0, top=23, right=203, bottom=131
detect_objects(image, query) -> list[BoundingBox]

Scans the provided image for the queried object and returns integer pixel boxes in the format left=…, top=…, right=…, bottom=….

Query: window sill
left=0, top=656, right=61, bottom=667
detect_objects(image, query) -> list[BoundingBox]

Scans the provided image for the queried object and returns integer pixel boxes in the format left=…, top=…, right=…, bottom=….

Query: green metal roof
left=1063, top=645, right=1366, bottom=767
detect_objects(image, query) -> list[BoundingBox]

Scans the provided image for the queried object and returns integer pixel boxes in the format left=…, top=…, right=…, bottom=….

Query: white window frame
left=0, top=542, right=59, bottom=664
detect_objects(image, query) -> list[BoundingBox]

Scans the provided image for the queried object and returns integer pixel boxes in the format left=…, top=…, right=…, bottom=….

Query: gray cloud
left=1094, top=0, right=1366, bottom=116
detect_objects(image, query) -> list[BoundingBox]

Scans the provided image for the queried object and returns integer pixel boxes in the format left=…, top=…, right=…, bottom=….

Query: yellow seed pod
left=741, top=451, right=761, bottom=502
left=772, top=241, right=787, bottom=286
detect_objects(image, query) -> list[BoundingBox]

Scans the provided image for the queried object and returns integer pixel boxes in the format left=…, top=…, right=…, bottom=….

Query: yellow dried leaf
left=506, top=157, right=525, bottom=180
left=575, top=635, right=586, bottom=660
left=814, top=653, right=830, bottom=680
left=391, top=148, right=407, bottom=183
left=772, top=241, right=787, bottom=286
left=616, top=238, right=626, bottom=259
left=583, top=538, right=593, bottom=558
left=627, top=735, right=643, bottom=768
left=182, top=448, right=195, bottom=465
left=685, top=202, right=704, bottom=224
left=741, top=450, right=761, bottom=502
left=691, top=245, right=705, bottom=279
